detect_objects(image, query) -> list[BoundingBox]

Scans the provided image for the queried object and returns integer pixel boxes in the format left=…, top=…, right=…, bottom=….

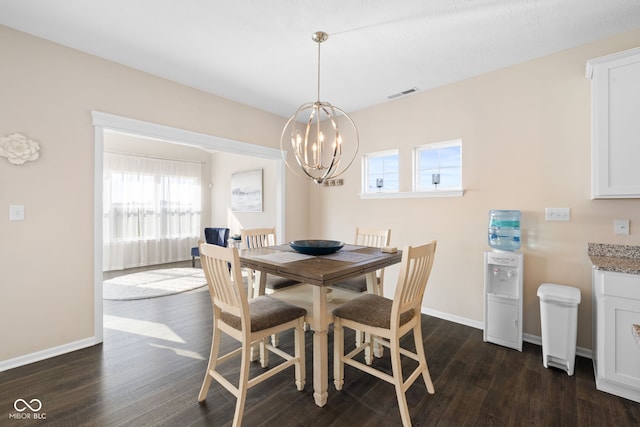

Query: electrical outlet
left=545, top=207, right=570, bottom=221
left=9, top=205, right=25, bottom=221
left=614, top=219, right=630, bottom=235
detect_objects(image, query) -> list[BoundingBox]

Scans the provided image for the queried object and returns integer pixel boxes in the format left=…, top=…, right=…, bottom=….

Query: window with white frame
left=103, top=152, right=202, bottom=270
left=414, top=139, right=462, bottom=191
left=362, top=150, right=399, bottom=193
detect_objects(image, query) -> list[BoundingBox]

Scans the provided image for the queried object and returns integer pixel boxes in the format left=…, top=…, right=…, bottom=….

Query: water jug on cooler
left=488, top=210, right=521, bottom=252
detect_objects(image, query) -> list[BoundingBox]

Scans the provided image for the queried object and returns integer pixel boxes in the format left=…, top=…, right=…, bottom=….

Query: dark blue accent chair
left=191, top=227, right=230, bottom=267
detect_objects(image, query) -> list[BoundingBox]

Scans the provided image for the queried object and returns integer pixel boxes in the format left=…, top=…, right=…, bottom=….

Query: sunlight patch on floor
left=149, top=343, right=205, bottom=360
left=104, top=314, right=186, bottom=343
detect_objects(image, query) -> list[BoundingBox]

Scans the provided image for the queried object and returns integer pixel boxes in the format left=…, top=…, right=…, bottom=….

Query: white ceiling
left=1, top=0, right=639, bottom=118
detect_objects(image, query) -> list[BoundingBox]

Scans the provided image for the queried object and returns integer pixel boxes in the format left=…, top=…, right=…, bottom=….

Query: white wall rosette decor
left=0, top=133, right=40, bottom=165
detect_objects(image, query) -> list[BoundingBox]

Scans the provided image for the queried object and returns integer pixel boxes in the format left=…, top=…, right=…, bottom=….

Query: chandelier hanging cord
left=313, top=31, right=328, bottom=103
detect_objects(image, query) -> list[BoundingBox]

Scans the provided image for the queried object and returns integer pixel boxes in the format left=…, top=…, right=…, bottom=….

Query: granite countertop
left=588, top=243, right=640, bottom=275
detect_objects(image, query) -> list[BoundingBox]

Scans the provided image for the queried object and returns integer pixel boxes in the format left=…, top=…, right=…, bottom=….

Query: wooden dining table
left=239, top=243, right=403, bottom=407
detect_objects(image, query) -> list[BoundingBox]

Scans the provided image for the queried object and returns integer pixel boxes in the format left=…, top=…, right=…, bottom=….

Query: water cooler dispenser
left=484, top=210, right=523, bottom=351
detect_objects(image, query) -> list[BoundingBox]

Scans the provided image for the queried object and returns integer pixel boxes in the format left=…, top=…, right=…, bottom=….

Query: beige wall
left=0, top=25, right=307, bottom=364
left=211, top=152, right=281, bottom=237
left=311, top=29, right=640, bottom=350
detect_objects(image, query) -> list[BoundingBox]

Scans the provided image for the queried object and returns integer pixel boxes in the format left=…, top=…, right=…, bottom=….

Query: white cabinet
left=586, top=47, right=640, bottom=198
left=592, top=269, right=640, bottom=402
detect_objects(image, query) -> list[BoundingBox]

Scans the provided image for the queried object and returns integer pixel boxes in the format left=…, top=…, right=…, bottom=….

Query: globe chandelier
left=280, top=31, right=359, bottom=185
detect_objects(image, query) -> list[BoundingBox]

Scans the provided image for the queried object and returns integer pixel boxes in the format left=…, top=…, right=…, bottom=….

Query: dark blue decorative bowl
left=289, top=240, right=344, bottom=255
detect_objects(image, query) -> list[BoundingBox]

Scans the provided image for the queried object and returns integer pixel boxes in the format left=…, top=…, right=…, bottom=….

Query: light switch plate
left=9, top=205, right=25, bottom=221
left=545, top=207, right=570, bottom=221
left=614, top=219, right=630, bottom=235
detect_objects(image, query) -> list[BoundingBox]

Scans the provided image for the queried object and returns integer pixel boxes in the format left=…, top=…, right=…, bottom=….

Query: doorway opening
left=92, top=111, right=286, bottom=342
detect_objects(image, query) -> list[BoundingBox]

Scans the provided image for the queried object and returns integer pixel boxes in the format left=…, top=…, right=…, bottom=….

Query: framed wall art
left=231, top=169, right=263, bottom=212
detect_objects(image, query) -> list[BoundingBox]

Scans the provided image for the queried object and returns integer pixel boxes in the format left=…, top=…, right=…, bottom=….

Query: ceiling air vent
left=387, top=87, right=419, bottom=99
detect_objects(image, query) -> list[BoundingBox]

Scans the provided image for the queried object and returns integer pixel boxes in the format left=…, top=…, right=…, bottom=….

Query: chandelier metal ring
left=280, top=31, right=359, bottom=185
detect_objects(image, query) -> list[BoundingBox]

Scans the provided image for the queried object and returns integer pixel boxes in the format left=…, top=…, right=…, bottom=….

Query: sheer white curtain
left=103, top=152, right=202, bottom=271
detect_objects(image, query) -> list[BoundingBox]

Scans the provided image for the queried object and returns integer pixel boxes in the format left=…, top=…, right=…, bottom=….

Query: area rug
left=103, top=268, right=207, bottom=301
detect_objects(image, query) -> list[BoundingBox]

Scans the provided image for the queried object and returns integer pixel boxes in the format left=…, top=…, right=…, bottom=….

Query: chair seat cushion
left=222, top=296, right=306, bottom=332
left=332, top=293, right=414, bottom=329
left=332, top=275, right=377, bottom=293
left=266, top=275, right=300, bottom=290
left=191, top=247, right=200, bottom=257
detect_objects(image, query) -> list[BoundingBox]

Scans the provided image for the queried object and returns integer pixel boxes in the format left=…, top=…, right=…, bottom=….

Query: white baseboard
left=0, top=337, right=101, bottom=373
left=421, top=307, right=484, bottom=330
left=422, top=307, right=592, bottom=360
left=575, top=345, right=593, bottom=360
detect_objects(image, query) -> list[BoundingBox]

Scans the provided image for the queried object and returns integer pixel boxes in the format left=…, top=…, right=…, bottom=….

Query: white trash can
left=537, top=283, right=581, bottom=376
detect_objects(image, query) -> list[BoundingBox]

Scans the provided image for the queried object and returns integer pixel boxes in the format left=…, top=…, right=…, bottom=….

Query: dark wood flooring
left=2, top=282, right=639, bottom=426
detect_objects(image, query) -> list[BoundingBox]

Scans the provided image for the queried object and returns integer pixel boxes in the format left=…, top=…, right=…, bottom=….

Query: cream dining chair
left=332, top=227, right=391, bottom=295
left=332, top=227, right=391, bottom=350
left=332, top=240, right=437, bottom=427
left=240, top=227, right=300, bottom=298
left=197, top=242, right=306, bottom=427
left=241, top=227, right=302, bottom=351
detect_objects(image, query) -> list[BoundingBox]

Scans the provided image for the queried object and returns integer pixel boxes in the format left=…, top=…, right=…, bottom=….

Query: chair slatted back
left=241, top=227, right=277, bottom=249
left=355, top=227, right=391, bottom=287
left=392, top=241, right=437, bottom=323
left=199, top=242, right=248, bottom=322
left=354, top=227, right=391, bottom=248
